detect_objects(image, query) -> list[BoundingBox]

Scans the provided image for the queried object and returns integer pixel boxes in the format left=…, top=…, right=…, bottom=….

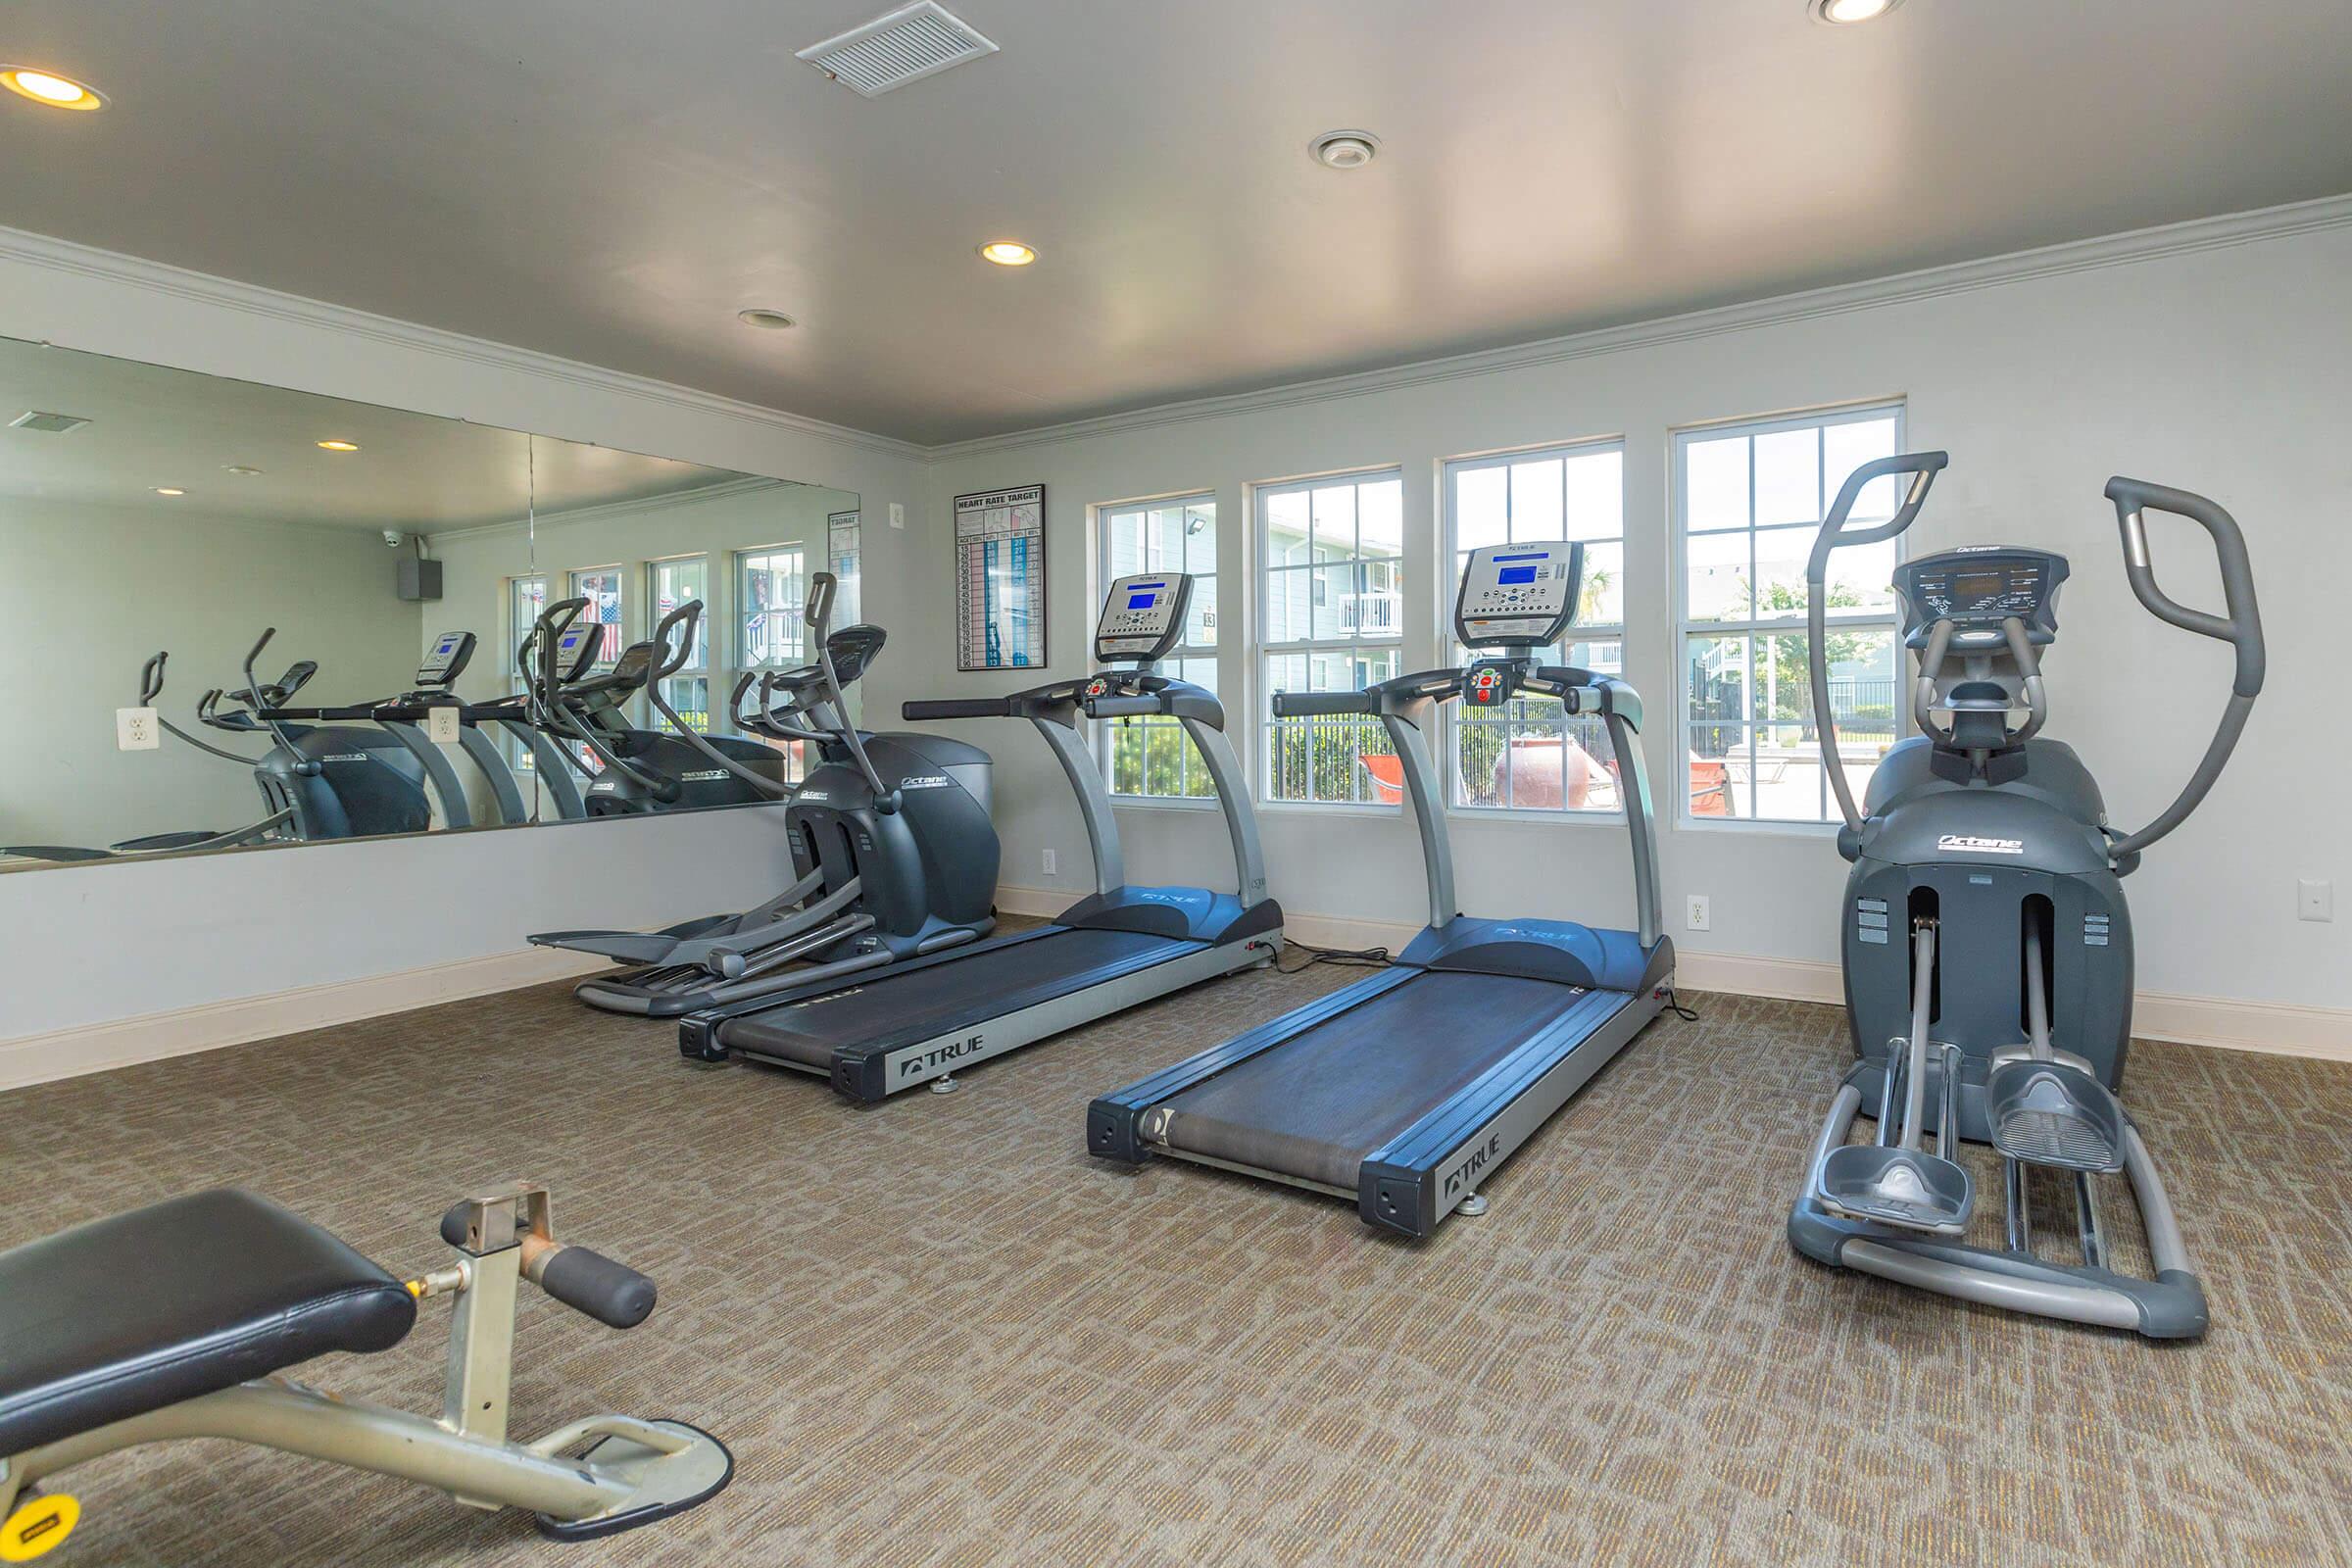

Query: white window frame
left=734, top=544, right=808, bottom=673
left=1441, top=438, right=1628, bottom=822
left=566, top=564, right=627, bottom=672
left=733, top=544, right=810, bottom=783
left=647, top=553, right=710, bottom=736
left=1254, top=466, right=1407, bottom=809
left=1096, top=492, right=1220, bottom=807
left=502, top=573, right=548, bottom=772
left=1671, top=400, right=1907, bottom=832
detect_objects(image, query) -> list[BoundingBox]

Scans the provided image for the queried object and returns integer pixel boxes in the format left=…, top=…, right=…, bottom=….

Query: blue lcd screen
left=1497, top=566, right=1538, bottom=585
left=1127, top=592, right=1156, bottom=610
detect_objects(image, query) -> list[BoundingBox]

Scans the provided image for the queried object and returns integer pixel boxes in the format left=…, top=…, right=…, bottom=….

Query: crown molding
left=7, top=193, right=2348, bottom=474
left=924, top=192, right=2352, bottom=463
left=0, top=224, right=930, bottom=464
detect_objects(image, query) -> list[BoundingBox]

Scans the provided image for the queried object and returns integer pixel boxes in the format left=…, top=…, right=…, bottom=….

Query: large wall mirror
left=0, top=336, right=858, bottom=871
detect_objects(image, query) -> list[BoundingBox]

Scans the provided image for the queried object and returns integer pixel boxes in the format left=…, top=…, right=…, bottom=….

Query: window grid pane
left=567, top=567, right=624, bottom=668
left=1444, top=444, right=1625, bottom=815
left=1676, top=406, right=1903, bottom=824
left=1258, top=471, right=1404, bottom=806
left=1100, top=496, right=1217, bottom=801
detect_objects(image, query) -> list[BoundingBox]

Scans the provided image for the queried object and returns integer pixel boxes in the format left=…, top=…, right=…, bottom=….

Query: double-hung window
left=1675, top=404, right=1905, bottom=823
left=1259, top=469, right=1405, bottom=805
left=503, top=574, right=547, bottom=771
left=1444, top=441, right=1625, bottom=814
left=736, top=545, right=808, bottom=783
left=567, top=566, right=626, bottom=669
left=1099, top=495, right=1217, bottom=801
left=648, top=555, right=710, bottom=734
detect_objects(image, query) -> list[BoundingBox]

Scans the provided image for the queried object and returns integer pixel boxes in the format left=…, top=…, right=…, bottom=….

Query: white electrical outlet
left=1685, top=895, right=1711, bottom=932
left=117, top=706, right=160, bottom=752
left=2299, top=879, right=2334, bottom=922
left=888, top=502, right=906, bottom=529
left=425, top=706, right=463, bottom=746
left=1043, top=848, right=1057, bottom=877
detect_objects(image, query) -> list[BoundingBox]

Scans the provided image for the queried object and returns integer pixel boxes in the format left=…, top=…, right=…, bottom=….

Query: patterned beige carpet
left=3, top=945, right=2347, bottom=1567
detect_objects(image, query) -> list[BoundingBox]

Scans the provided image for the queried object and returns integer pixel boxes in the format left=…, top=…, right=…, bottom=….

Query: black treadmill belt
left=718, top=926, right=1186, bottom=1066
left=1154, top=972, right=1590, bottom=1191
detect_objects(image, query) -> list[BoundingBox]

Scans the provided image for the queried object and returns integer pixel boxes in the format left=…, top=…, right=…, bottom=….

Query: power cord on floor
left=1277, top=940, right=1393, bottom=975
left=1660, top=986, right=1700, bottom=1021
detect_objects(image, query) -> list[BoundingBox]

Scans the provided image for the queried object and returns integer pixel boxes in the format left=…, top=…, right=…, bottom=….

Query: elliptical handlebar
left=238, top=628, right=320, bottom=776
left=2102, top=477, right=2266, bottom=860
left=2104, top=477, right=2266, bottom=700
left=806, top=571, right=899, bottom=814
left=640, top=599, right=791, bottom=800
left=649, top=600, right=703, bottom=682
left=1809, top=452, right=1950, bottom=835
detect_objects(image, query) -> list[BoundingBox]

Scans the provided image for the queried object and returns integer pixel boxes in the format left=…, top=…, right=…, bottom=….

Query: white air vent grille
left=798, top=2, right=998, bottom=97
left=8, top=410, right=90, bottom=435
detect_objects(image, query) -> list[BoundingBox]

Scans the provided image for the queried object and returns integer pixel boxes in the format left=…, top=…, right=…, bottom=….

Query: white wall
left=1, top=498, right=425, bottom=847
left=912, top=214, right=2352, bottom=1016
left=0, top=227, right=929, bottom=1048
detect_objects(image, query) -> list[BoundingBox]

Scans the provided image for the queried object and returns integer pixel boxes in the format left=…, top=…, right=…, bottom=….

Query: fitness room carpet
left=6, top=934, right=2347, bottom=1567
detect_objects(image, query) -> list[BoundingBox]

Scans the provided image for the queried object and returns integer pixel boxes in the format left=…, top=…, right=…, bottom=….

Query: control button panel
left=1895, top=547, right=2069, bottom=643
left=1096, top=573, right=1195, bottom=663
left=416, top=629, right=475, bottom=688
left=1452, top=543, right=1584, bottom=650
left=1464, top=664, right=1510, bottom=708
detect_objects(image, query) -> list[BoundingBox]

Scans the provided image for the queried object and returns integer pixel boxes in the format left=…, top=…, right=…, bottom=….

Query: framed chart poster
left=827, top=508, right=861, bottom=625
left=954, top=483, right=1047, bottom=670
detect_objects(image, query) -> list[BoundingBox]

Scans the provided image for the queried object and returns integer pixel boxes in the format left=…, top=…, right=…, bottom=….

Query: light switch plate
left=117, top=706, right=161, bottom=751
left=889, top=502, right=906, bottom=529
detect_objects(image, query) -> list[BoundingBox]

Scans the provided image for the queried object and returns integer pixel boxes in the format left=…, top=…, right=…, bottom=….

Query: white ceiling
left=2, top=1, right=2347, bottom=445
left=0, top=337, right=748, bottom=529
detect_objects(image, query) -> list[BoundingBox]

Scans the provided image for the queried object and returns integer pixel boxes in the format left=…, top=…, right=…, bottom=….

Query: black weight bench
left=0, top=1186, right=729, bottom=1560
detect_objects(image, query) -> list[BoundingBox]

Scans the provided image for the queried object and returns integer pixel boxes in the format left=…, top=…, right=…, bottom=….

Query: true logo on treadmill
left=1937, top=834, right=2026, bottom=856
left=901, top=1033, right=985, bottom=1077
left=1442, top=1132, right=1504, bottom=1198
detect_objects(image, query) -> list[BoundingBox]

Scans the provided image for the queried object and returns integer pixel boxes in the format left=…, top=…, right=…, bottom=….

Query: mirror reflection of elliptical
left=0, top=335, right=850, bottom=870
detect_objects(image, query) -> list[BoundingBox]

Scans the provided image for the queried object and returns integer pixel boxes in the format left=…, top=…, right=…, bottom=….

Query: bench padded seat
left=0, top=1189, right=416, bottom=1455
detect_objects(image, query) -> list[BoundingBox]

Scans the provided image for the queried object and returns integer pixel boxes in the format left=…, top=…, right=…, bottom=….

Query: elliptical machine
left=520, top=598, right=790, bottom=814
left=531, top=573, right=1000, bottom=1017
left=1788, top=453, right=2265, bottom=1340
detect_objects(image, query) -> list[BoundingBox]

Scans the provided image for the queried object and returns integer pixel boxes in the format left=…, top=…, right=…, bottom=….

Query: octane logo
left=1938, top=834, right=2025, bottom=856
left=898, top=774, right=953, bottom=790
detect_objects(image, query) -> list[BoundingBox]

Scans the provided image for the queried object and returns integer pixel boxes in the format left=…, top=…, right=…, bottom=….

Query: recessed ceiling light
left=153, top=487, right=186, bottom=497
left=1309, top=130, right=1381, bottom=171
left=223, top=465, right=264, bottom=475
left=978, top=240, right=1037, bottom=267
left=1812, top=0, right=1900, bottom=23
left=316, top=439, right=360, bottom=452
left=0, top=68, right=106, bottom=111
left=737, top=308, right=798, bottom=330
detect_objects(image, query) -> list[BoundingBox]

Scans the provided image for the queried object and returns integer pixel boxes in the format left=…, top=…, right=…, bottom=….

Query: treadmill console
left=1453, top=543, right=1584, bottom=650
left=552, top=620, right=601, bottom=679
left=416, top=630, right=477, bottom=690
left=1096, top=574, right=1196, bottom=664
left=1895, top=547, right=2069, bottom=648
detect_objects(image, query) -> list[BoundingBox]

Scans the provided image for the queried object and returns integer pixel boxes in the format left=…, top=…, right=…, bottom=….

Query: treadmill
left=679, top=571, right=1283, bottom=1102
left=1088, top=542, right=1675, bottom=1238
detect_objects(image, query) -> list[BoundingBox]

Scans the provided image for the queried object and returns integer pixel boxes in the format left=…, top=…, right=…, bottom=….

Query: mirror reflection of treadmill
left=676, top=572, right=1283, bottom=1101
left=1088, top=543, right=1677, bottom=1238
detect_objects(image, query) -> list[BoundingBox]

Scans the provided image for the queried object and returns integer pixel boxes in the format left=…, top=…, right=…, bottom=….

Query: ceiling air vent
left=9, top=410, right=91, bottom=434
left=798, top=2, right=999, bottom=97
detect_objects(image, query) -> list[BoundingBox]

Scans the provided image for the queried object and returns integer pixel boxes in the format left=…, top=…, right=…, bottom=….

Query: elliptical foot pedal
left=1816, top=1145, right=1975, bottom=1235
left=1984, top=1059, right=2126, bottom=1173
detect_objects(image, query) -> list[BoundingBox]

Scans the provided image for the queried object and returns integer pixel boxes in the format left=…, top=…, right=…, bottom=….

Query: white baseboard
left=0, top=947, right=609, bottom=1093
left=994, top=885, right=2350, bottom=1063
left=4, top=895, right=2340, bottom=1094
